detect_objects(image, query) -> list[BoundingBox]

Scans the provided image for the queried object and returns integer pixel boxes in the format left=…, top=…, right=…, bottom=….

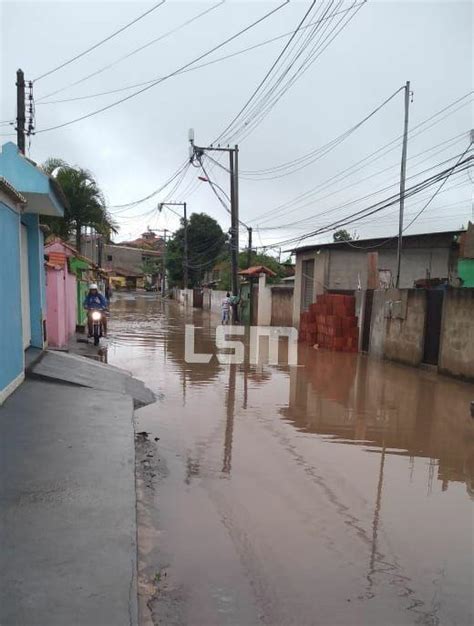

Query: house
left=44, top=239, right=100, bottom=348
left=103, top=243, right=162, bottom=289
left=0, top=142, right=67, bottom=404
left=291, top=230, right=463, bottom=326
left=458, top=222, right=474, bottom=287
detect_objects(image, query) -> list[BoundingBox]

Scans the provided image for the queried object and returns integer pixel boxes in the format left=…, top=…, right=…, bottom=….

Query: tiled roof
left=0, top=177, right=26, bottom=205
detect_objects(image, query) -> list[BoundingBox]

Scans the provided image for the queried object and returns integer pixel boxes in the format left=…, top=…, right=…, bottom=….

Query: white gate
left=20, top=224, right=31, bottom=349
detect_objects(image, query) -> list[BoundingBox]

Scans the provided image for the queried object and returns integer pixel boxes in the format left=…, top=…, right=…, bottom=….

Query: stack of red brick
left=299, top=294, right=359, bottom=352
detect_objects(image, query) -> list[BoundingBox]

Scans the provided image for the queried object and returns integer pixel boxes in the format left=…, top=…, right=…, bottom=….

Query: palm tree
left=42, top=158, right=117, bottom=252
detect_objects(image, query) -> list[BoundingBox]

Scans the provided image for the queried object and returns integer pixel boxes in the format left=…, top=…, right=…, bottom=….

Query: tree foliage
left=333, top=229, right=352, bottom=242
left=166, top=213, right=227, bottom=287
left=41, top=158, right=117, bottom=252
left=216, top=250, right=291, bottom=290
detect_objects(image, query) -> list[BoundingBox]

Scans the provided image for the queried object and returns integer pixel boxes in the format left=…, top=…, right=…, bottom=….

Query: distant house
left=103, top=243, right=162, bottom=289
left=0, top=142, right=67, bottom=404
left=291, top=230, right=463, bottom=326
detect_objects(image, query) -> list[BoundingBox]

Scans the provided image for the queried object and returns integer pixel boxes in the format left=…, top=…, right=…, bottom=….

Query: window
left=107, top=255, right=113, bottom=262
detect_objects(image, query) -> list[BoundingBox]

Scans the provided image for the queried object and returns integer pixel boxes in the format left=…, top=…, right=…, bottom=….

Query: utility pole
left=158, top=202, right=188, bottom=289
left=189, top=130, right=240, bottom=320
left=229, top=149, right=239, bottom=304
left=396, top=80, right=411, bottom=288
left=247, top=226, right=252, bottom=269
left=247, top=226, right=253, bottom=326
left=162, top=229, right=168, bottom=296
left=183, top=202, right=188, bottom=290
left=16, top=69, right=25, bottom=154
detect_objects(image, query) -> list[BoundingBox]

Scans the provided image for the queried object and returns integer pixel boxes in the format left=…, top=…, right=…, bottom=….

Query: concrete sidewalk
left=0, top=354, right=153, bottom=625
left=29, top=349, right=155, bottom=408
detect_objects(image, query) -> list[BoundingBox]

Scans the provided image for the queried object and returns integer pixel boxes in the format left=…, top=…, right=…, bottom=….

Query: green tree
left=333, top=229, right=352, bottom=242
left=166, top=213, right=227, bottom=287
left=41, top=158, right=117, bottom=252
left=217, top=250, right=289, bottom=290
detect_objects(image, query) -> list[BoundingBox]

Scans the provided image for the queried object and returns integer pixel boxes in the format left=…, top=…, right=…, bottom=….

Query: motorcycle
left=88, top=309, right=107, bottom=346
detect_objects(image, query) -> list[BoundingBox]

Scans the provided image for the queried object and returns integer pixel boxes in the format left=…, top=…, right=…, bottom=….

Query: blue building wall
left=22, top=213, right=45, bottom=348
left=0, top=200, right=24, bottom=394
left=0, top=143, right=64, bottom=215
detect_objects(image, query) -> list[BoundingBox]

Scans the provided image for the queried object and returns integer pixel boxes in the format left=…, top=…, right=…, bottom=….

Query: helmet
left=89, top=283, right=98, bottom=290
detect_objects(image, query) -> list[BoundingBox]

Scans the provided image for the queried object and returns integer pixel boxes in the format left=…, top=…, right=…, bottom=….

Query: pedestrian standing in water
left=221, top=292, right=231, bottom=325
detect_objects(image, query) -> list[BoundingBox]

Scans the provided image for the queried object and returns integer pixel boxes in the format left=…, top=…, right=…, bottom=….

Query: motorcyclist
left=83, top=283, right=108, bottom=338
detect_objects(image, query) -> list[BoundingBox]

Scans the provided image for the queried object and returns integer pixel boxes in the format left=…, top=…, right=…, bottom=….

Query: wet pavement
left=108, top=293, right=474, bottom=626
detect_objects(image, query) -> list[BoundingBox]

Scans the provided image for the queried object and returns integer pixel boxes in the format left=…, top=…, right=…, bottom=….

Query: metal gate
left=423, top=290, right=444, bottom=365
left=361, top=289, right=373, bottom=353
left=301, top=259, right=314, bottom=311
left=193, top=288, right=203, bottom=308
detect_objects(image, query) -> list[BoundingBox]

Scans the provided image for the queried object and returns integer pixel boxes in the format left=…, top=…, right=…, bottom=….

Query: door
left=301, top=259, right=314, bottom=311
left=193, top=288, right=203, bottom=308
left=361, top=289, right=373, bottom=353
left=20, top=224, right=31, bottom=349
left=423, top=290, right=444, bottom=365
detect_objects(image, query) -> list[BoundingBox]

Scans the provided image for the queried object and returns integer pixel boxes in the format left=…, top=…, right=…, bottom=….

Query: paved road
left=109, top=293, right=474, bottom=626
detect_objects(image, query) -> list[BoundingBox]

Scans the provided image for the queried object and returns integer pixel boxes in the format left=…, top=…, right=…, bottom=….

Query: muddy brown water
left=108, top=293, right=474, bottom=626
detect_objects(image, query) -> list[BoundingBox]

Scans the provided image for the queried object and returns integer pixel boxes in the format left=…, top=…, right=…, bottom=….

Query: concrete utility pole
left=16, top=69, right=25, bottom=154
left=159, top=202, right=188, bottom=289
left=247, top=226, right=252, bottom=269
left=162, top=229, right=168, bottom=295
left=396, top=80, right=411, bottom=288
left=189, top=131, right=240, bottom=320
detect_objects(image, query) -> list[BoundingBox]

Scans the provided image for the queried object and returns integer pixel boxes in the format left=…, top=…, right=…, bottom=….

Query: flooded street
left=108, top=293, right=474, bottom=626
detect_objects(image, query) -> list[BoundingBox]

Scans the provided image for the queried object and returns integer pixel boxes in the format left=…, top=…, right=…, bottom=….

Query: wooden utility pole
left=396, top=80, right=411, bottom=288
left=16, top=69, right=25, bottom=154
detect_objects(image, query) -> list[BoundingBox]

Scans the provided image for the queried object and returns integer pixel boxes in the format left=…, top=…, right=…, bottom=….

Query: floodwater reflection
left=108, top=294, right=474, bottom=626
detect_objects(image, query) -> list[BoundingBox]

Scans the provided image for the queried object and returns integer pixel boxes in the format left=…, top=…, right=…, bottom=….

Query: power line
left=34, top=1, right=289, bottom=134
left=36, top=5, right=365, bottom=106
left=248, top=92, right=473, bottom=225
left=260, top=156, right=473, bottom=249
left=225, top=0, right=366, bottom=144
left=254, top=133, right=467, bottom=230
left=33, top=1, right=167, bottom=82
left=36, top=1, right=225, bottom=102
left=214, top=0, right=319, bottom=144
left=108, top=160, right=189, bottom=212
left=240, top=84, right=405, bottom=180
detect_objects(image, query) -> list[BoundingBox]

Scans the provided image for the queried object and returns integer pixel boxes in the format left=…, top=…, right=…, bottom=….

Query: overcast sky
left=1, top=0, right=472, bottom=253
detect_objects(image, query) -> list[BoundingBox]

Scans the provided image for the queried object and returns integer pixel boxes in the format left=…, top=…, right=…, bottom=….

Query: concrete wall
left=292, top=251, right=328, bottom=326
left=293, top=239, right=457, bottom=328
left=327, top=247, right=452, bottom=291
left=439, top=289, right=474, bottom=381
left=0, top=196, right=24, bottom=403
left=271, top=286, right=294, bottom=326
left=384, top=290, right=427, bottom=367
left=257, top=274, right=272, bottom=326
left=369, top=290, right=388, bottom=358
left=22, top=213, right=46, bottom=349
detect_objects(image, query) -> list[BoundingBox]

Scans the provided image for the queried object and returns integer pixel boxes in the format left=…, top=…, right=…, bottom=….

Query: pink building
left=45, top=239, right=78, bottom=349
